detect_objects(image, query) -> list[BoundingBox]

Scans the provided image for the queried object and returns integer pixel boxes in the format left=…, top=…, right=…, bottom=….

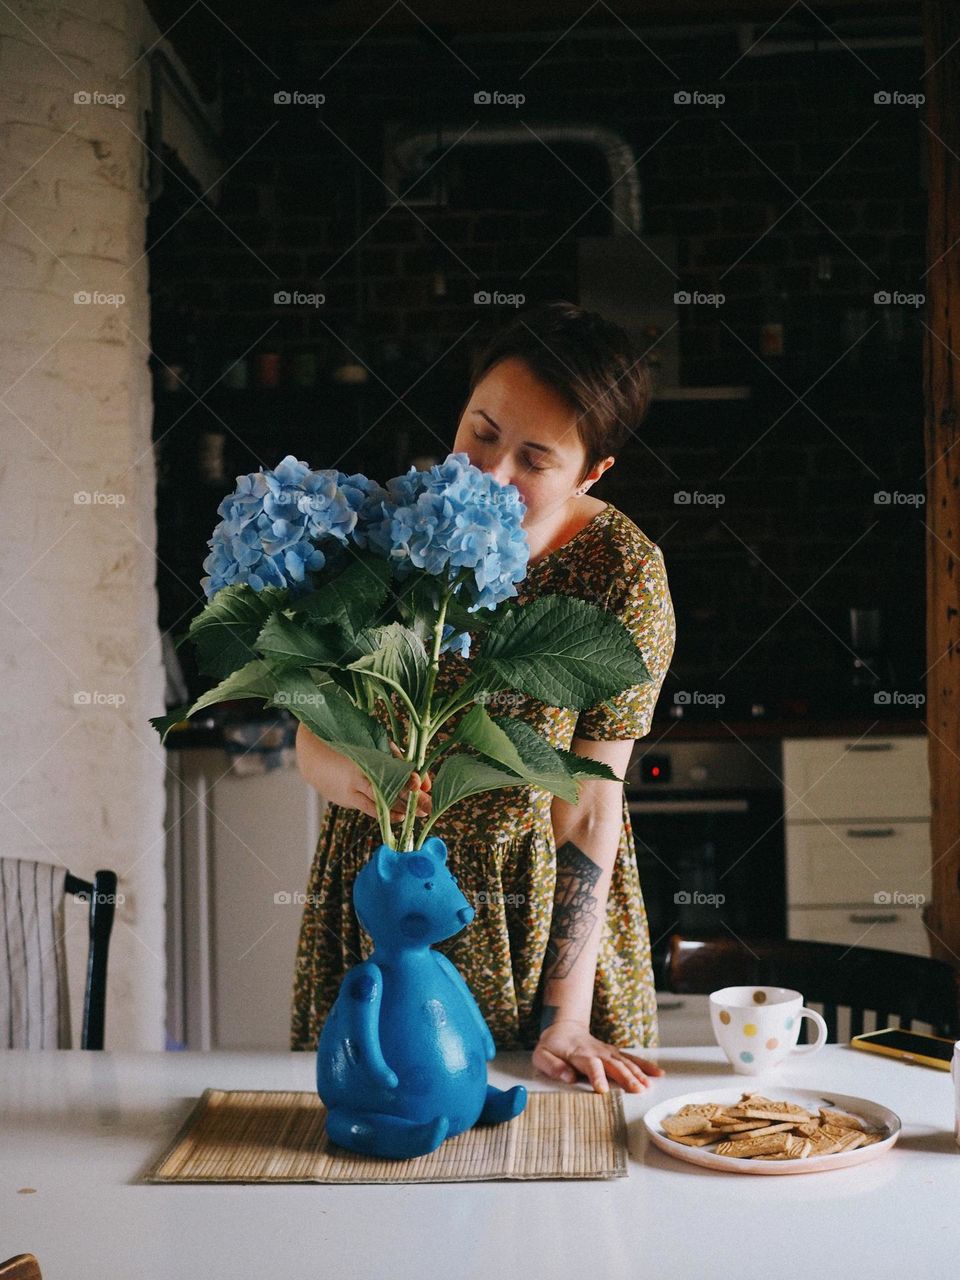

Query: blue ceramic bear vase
left=316, top=836, right=527, bottom=1159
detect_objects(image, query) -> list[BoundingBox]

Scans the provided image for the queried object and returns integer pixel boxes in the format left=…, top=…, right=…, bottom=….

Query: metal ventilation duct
left=389, top=123, right=643, bottom=236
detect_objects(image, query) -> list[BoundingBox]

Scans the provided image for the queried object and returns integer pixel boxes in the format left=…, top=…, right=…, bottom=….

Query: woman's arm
left=533, top=736, right=665, bottom=1093
left=539, top=770, right=624, bottom=1031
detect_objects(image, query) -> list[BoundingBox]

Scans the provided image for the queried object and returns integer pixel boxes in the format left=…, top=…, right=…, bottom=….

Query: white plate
left=642, top=1087, right=901, bottom=1175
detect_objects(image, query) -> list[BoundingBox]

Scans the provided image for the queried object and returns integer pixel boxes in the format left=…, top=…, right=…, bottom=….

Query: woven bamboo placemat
left=144, top=1088, right=628, bottom=1184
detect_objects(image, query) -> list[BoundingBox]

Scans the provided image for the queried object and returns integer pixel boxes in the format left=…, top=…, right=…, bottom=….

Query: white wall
left=0, top=0, right=180, bottom=1048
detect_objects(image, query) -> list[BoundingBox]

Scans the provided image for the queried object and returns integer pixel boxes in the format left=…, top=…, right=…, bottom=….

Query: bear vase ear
left=419, top=836, right=448, bottom=864
left=375, top=844, right=401, bottom=880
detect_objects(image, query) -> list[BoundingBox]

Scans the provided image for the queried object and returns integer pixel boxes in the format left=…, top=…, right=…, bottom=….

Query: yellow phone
left=850, top=1026, right=956, bottom=1071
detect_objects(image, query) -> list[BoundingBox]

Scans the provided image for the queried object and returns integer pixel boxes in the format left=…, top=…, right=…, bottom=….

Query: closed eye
left=472, top=429, right=546, bottom=473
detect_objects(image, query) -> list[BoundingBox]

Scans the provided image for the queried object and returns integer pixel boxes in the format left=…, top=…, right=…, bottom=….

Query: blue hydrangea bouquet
left=151, top=452, right=651, bottom=853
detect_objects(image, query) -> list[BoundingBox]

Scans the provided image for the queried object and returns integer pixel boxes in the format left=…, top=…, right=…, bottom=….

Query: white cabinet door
left=782, top=737, right=930, bottom=822
left=785, top=821, right=931, bottom=907
left=788, top=904, right=930, bottom=958
left=782, top=735, right=931, bottom=959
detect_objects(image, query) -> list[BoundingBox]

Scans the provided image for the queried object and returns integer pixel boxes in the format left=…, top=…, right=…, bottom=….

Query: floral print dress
left=291, top=502, right=676, bottom=1052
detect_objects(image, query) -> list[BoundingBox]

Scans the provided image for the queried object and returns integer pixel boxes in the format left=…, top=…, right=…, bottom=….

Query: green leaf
left=327, top=743, right=416, bottom=811
left=265, top=669, right=387, bottom=752
left=391, top=574, right=442, bottom=646
left=346, top=623, right=430, bottom=709
left=429, top=754, right=534, bottom=820
left=473, top=594, right=651, bottom=710
left=255, top=611, right=343, bottom=671
left=266, top=668, right=413, bottom=817
left=449, top=706, right=579, bottom=804
left=186, top=584, right=289, bottom=679
left=444, top=591, right=494, bottom=636
left=148, top=702, right=193, bottom=742
left=553, top=745, right=622, bottom=783
left=487, top=715, right=585, bottom=802
left=292, top=552, right=392, bottom=658
left=391, top=573, right=493, bottom=647
left=149, top=660, right=279, bottom=744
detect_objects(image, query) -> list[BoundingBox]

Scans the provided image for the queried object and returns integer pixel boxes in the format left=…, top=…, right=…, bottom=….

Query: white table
left=2, top=1045, right=958, bottom=1280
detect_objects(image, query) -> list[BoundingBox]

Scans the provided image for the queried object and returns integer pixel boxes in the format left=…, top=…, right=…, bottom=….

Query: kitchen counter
left=3, top=1044, right=957, bottom=1279
left=647, top=717, right=925, bottom=741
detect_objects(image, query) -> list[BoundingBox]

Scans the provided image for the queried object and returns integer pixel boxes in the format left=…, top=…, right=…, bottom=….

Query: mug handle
left=791, top=1007, right=828, bottom=1054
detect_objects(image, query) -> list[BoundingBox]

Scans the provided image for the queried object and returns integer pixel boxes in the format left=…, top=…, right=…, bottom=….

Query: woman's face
left=452, top=357, right=611, bottom=528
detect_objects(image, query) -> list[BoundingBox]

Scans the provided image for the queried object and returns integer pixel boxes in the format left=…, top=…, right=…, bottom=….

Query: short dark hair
left=463, top=300, right=652, bottom=484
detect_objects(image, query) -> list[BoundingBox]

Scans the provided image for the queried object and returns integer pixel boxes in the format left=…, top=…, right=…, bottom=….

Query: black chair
left=2, top=857, right=118, bottom=1050
left=64, top=869, right=118, bottom=1050
left=665, top=933, right=960, bottom=1041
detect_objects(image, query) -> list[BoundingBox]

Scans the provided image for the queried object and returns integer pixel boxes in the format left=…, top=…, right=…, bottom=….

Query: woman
left=291, top=300, right=676, bottom=1095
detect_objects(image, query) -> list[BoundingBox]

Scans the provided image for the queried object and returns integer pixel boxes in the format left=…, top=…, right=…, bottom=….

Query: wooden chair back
left=0, top=1254, right=42, bottom=1279
left=665, top=934, right=960, bottom=1040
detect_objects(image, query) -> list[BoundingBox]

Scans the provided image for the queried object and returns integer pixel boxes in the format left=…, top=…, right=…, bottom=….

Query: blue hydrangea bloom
left=201, top=455, right=370, bottom=600
left=365, top=452, right=529, bottom=615
left=336, top=471, right=389, bottom=549
left=439, top=624, right=472, bottom=660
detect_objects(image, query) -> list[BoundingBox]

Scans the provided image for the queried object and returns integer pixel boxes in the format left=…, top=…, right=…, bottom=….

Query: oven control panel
left=626, top=740, right=783, bottom=793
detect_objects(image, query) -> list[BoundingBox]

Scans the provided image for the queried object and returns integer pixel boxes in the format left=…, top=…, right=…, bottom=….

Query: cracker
left=730, top=1102, right=816, bottom=1122
left=819, top=1108, right=866, bottom=1131
left=671, top=1130, right=726, bottom=1147
left=714, top=1132, right=791, bottom=1158
left=658, top=1095, right=885, bottom=1162
left=662, top=1114, right=714, bottom=1137
left=794, top=1118, right=823, bottom=1137
left=830, top=1130, right=867, bottom=1154
left=734, top=1121, right=795, bottom=1138
left=676, top=1103, right=726, bottom=1119
left=784, top=1135, right=813, bottom=1159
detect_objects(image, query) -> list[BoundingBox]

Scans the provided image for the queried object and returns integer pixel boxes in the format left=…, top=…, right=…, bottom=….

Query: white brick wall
left=0, top=0, right=173, bottom=1049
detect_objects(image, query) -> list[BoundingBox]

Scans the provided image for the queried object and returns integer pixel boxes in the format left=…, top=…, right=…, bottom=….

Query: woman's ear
left=578, top=456, right=615, bottom=491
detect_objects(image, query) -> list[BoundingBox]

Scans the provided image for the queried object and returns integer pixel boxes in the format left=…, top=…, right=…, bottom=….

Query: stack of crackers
left=659, top=1092, right=887, bottom=1160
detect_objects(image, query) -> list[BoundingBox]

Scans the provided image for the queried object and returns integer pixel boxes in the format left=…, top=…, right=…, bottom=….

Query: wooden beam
left=192, top=1, right=916, bottom=38
left=921, top=0, right=960, bottom=970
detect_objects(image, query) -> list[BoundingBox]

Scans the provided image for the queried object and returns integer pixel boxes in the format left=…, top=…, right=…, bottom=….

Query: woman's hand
left=532, top=1018, right=666, bottom=1094
left=384, top=740, right=433, bottom=823
left=295, top=724, right=433, bottom=824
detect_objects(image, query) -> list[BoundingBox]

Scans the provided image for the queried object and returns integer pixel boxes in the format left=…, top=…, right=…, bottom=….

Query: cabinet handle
left=844, top=742, right=893, bottom=752
left=627, top=798, right=749, bottom=815
left=848, top=912, right=898, bottom=924
left=845, top=827, right=896, bottom=838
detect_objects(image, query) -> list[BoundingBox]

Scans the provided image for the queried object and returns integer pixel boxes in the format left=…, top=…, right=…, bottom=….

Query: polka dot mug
left=709, top=985, right=828, bottom=1074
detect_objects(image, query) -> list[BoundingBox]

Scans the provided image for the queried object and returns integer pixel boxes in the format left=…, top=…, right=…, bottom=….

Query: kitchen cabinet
left=782, top=735, right=931, bottom=958
left=165, top=747, right=327, bottom=1049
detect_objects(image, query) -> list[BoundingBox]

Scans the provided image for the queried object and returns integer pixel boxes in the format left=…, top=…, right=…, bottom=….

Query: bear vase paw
left=325, top=1107, right=450, bottom=1160
left=477, top=1083, right=527, bottom=1125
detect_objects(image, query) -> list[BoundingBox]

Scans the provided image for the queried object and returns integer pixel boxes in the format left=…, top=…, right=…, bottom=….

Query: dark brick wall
left=150, top=17, right=927, bottom=717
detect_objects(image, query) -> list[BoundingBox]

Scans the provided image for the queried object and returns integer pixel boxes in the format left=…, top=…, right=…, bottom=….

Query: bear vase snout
left=457, top=906, right=475, bottom=926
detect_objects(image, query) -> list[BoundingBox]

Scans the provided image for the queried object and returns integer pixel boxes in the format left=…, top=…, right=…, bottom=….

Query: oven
left=625, top=739, right=786, bottom=986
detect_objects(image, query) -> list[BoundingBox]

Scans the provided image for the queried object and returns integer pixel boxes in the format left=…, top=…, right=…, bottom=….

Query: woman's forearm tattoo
left=544, top=841, right=601, bottom=980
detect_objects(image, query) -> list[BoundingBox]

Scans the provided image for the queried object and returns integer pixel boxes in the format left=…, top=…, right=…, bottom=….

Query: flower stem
left=374, top=788, right=394, bottom=850
left=397, top=587, right=451, bottom=851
